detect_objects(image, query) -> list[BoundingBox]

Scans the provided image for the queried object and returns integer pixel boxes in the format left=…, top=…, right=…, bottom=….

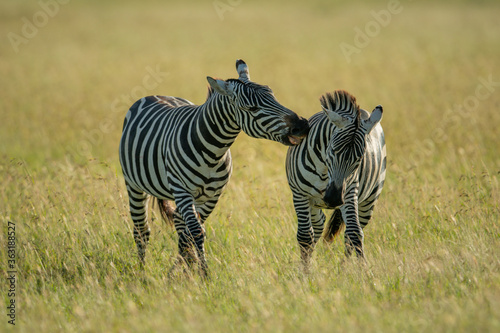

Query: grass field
left=1, top=0, right=499, bottom=331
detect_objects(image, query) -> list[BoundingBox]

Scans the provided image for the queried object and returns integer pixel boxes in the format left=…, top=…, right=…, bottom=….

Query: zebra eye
left=247, top=106, right=260, bottom=112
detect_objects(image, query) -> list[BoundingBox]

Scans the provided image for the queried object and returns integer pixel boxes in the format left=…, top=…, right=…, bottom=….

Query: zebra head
left=206, top=59, right=309, bottom=146
left=321, top=90, right=383, bottom=208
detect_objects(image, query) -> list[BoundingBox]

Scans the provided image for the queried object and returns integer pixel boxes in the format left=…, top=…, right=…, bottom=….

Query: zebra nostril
left=290, top=126, right=302, bottom=136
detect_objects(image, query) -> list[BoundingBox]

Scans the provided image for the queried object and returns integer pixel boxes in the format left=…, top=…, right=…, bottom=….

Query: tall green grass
left=1, top=0, right=499, bottom=332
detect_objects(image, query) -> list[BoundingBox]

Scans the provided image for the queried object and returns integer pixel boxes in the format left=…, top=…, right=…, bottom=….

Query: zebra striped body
left=286, top=90, right=386, bottom=265
left=119, top=60, right=309, bottom=275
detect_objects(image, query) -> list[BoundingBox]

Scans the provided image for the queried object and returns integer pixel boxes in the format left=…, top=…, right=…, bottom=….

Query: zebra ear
left=362, top=105, right=383, bottom=133
left=236, top=59, right=250, bottom=82
left=207, top=76, right=233, bottom=96
left=322, top=106, right=350, bottom=129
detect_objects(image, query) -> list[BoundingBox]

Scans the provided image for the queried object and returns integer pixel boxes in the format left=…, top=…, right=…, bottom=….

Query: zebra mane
left=321, top=90, right=361, bottom=153
left=206, top=79, right=272, bottom=99
left=320, top=90, right=360, bottom=121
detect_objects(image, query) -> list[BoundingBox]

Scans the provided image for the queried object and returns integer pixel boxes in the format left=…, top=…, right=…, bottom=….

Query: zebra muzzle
left=323, top=184, right=345, bottom=208
left=288, top=135, right=305, bottom=145
left=286, top=116, right=309, bottom=145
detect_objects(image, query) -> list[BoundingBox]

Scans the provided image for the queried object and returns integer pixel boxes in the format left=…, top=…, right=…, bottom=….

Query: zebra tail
left=153, top=198, right=175, bottom=226
left=323, top=209, right=345, bottom=243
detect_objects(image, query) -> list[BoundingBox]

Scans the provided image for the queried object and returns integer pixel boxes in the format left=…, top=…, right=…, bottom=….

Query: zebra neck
left=193, top=94, right=241, bottom=159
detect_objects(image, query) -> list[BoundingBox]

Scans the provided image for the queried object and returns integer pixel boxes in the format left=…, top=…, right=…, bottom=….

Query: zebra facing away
left=119, top=59, right=310, bottom=276
left=286, top=90, right=386, bottom=266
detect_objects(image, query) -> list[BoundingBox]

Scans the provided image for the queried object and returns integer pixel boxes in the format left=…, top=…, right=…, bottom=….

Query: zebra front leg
left=293, top=196, right=314, bottom=268
left=171, top=210, right=197, bottom=269
left=293, top=207, right=326, bottom=272
left=126, top=185, right=151, bottom=266
left=311, top=207, right=326, bottom=244
left=175, top=194, right=208, bottom=277
left=341, top=185, right=364, bottom=258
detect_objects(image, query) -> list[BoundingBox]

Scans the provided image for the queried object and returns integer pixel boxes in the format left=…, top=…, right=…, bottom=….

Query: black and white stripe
left=119, top=59, right=309, bottom=276
left=286, top=90, right=386, bottom=265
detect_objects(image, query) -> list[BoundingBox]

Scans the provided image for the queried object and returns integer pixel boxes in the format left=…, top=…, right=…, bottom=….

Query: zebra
left=286, top=90, right=386, bottom=266
left=119, top=59, right=310, bottom=276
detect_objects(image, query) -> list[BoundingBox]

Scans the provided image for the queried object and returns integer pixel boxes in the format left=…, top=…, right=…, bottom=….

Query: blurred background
left=2, top=0, right=498, bottom=172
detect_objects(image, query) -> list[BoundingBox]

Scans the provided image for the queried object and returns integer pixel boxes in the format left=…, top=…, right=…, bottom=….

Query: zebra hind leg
left=126, top=185, right=151, bottom=266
